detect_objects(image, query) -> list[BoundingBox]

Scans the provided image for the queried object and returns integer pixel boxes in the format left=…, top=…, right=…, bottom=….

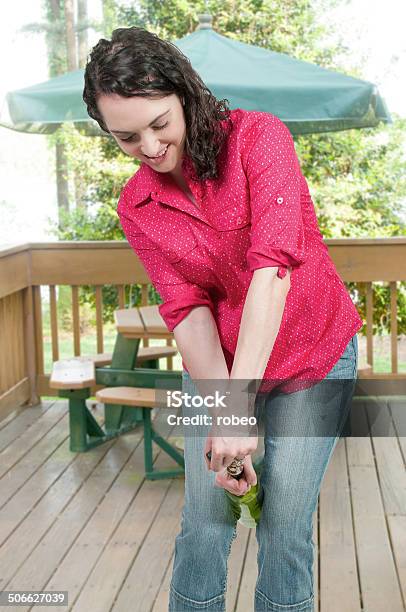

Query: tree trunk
left=64, top=0, right=77, bottom=71
left=77, top=0, right=89, bottom=68
left=65, top=0, right=89, bottom=211
left=46, top=0, right=70, bottom=223
left=74, top=0, right=89, bottom=210
left=56, top=142, right=70, bottom=227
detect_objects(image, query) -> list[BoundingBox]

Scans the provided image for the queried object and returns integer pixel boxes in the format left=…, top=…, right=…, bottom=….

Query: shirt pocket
left=210, top=205, right=252, bottom=269
left=140, top=203, right=199, bottom=264
left=127, top=229, right=197, bottom=263
left=212, top=203, right=251, bottom=232
left=127, top=230, right=198, bottom=287
left=160, top=226, right=199, bottom=264
left=129, top=232, right=159, bottom=252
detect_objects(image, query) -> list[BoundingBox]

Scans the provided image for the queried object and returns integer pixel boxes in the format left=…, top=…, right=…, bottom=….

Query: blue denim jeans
left=169, top=335, right=358, bottom=611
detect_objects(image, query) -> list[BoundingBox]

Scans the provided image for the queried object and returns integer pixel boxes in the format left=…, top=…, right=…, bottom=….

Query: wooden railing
left=0, top=238, right=405, bottom=420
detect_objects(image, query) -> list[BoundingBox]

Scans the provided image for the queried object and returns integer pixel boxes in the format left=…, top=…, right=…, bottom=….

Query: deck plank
left=313, top=509, right=319, bottom=612
left=72, top=464, right=175, bottom=612
left=0, top=427, right=81, bottom=554
left=389, top=400, right=406, bottom=462
left=0, top=439, right=114, bottom=590
left=319, top=438, right=360, bottom=612
left=346, top=402, right=375, bottom=467
left=226, top=521, right=251, bottom=612
left=387, top=515, right=406, bottom=607
left=0, top=407, right=21, bottom=431
left=350, top=463, right=404, bottom=611
left=30, top=430, right=182, bottom=612
left=63, top=453, right=174, bottom=612
left=110, top=477, right=184, bottom=612
left=0, top=410, right=68, bottom=490
left=151, top=553, right=175, bottom=612
left=0, top=402, right=49, bottom=431
left=371, top=405, right=406, bottom=515
left=235, top=529, right=258, bottom=612
left=0, top=401, right=52, bottom=436
left=5, top=433, right=143, bottom=597
left=0, top=413, right=71, bottom=511
left=0, top=400, right=57, bottom=447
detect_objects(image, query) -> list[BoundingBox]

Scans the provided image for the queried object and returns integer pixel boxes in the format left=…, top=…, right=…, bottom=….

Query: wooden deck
left=0, top=398, right=405, bottom=612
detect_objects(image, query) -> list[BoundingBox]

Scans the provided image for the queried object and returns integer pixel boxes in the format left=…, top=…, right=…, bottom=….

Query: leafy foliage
left=295, top=117, right=406, bottom=239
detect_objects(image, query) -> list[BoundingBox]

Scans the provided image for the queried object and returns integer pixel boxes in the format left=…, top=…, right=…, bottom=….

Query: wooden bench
left=51, top=357, right=96, bottom=389
left=50, top=305, right=182, bottom=479
left=50, top=358, right=184, bottom=480
left=95, top=386, right=184, bottom=480
left=83, top=346, right=178, bottom=367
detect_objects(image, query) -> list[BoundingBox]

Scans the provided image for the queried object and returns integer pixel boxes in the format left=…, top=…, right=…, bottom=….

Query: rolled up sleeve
left=118, top=194, right=214, bottom=332
left=243, top=116, right=306, bottom=278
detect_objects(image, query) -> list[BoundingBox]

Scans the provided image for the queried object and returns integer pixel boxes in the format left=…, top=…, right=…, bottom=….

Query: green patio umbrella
left=0, top=14, right=391, bottom=135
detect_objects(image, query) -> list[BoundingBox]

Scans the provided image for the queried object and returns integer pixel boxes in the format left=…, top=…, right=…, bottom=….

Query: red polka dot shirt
left=117, top=109, right=363, bottom=392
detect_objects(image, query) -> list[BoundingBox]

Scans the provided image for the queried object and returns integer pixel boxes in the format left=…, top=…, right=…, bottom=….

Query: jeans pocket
left=351, top=334, right=359, bottom=372
left=325, top=335, right=358, bottom=380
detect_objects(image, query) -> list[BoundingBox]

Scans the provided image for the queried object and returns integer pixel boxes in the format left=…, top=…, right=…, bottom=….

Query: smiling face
left=97, top=92, right=187, bottom=177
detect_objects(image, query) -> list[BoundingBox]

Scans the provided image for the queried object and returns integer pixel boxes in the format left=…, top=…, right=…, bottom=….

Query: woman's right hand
left=213, top=454, right=257, bottom=496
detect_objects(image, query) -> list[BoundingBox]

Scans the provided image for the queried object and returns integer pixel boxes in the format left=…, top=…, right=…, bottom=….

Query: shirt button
left=276, top=196, right=284, bottom=204
left=277, top=267, right=288, bottom=279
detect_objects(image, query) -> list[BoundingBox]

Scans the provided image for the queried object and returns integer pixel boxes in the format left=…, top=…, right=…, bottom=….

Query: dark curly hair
left=83, top=26, right=232, bottom=181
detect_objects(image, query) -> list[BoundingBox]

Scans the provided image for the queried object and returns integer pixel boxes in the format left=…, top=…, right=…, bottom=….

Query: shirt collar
left=130, top=152, right=197, bottom=207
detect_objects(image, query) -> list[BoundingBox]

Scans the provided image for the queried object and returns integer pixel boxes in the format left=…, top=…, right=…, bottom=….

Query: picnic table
left=50, top=305, right=184, bottom=480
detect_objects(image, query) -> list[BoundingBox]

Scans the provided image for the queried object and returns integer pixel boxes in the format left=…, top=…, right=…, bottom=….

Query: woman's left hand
left=204, top=430, right=258, bottom=474
left=213, top=453, right=257, bottom=495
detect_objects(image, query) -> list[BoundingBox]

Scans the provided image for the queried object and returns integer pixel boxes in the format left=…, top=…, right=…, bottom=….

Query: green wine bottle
left=224, top=484, right=262, bottom=528
left=206, top=451, right=262, bottom=528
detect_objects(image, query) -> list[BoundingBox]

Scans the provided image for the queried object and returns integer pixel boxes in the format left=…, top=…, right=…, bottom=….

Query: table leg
left=59, top=388, right=106, bottom=452
left=104, top=332, right=142, bottom=431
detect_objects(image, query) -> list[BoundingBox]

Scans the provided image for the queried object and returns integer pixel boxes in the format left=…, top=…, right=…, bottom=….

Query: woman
left=83, top=26, right=363, bottom=612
